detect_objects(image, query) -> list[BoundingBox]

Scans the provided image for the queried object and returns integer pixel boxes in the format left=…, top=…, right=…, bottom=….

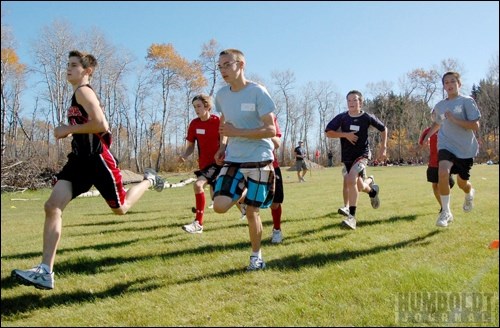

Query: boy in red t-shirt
left=180, top=94, right=221, bottom=234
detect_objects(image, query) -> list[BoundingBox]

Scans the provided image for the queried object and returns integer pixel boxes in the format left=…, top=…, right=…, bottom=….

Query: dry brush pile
left=1, top=159, right=56, bottom=193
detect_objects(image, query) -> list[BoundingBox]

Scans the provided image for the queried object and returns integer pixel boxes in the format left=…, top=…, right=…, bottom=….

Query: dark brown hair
left=346, top=90, right=363, bottom=102
left=441, top=71, right=461, bottom=86
left=69, top=50, right=97, bottom=76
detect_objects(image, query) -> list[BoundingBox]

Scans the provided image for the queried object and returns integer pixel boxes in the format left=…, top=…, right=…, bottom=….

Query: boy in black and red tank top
left=12, top=50, right=164, bottom=290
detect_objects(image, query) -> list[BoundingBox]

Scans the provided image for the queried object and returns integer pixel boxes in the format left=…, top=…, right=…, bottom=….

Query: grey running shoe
left=342, top=215, right=357, bottom=230
left=463, top=188, right=475, bottom=212
left=436, top=211, right=453, bottom=227
left=12, top=264, right=54, bottom=290
left=144, top=168, right=165, bottom=192
left=271, top=229, right=283, bottom=244
left=369, top=176, right=380, bottom=209
left=247, top=256, right=266, bottom=271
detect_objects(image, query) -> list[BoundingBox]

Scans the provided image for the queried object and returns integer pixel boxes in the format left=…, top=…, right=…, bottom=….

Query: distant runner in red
left=180, top=94, right=222, bottom=234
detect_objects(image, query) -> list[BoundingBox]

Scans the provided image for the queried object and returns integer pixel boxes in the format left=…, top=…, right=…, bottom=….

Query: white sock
left=252, top=250, right=262, bottom=259
left=440, top=195, right=451, bottom=213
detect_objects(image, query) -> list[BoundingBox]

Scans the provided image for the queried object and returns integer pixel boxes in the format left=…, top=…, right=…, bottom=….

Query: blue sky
left=2, top=1, right=499, bottom=102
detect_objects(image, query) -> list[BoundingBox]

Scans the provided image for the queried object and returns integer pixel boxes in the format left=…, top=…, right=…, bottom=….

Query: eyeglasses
left=217, top=61, right=239, bottom=70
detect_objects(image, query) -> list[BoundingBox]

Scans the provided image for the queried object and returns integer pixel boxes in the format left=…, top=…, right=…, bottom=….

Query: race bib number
left=241, top=103, right=256, bottom=112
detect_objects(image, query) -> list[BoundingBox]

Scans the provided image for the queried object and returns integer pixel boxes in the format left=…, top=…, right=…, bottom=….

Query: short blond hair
left=219, top=49, right=245, bottom=63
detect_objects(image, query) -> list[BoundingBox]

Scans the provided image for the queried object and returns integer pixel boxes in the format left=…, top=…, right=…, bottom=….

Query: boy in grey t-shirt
left=422, top=71, right=481, bottom=227
left=213, top=49, right=276, bottom=271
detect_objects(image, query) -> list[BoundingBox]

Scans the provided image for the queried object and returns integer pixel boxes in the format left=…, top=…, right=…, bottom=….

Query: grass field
left=1, top=165, right=498, bottom=327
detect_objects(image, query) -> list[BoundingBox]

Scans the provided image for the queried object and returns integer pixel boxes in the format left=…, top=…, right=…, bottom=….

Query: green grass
left=1, top=165, right=498, bottom=326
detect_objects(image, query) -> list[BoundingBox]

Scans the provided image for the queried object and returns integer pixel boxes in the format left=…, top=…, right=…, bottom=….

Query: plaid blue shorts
left=214, top=161, right=275, bottom=209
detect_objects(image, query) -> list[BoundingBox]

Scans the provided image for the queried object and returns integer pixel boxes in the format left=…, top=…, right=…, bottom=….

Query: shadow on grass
left=65, top=215, right=165, bottom=227
left=1, top=277, right=162, bottom=318
left=2, top=237, right=147, bottom=261
left=79, top=209, right=165, bottom=217
left=73, top=223, right=169, bottom=237
left=2, top=239, right=252, bottom=291
left=357, top=214, right=418, bottom=227
left=176, top=229, right=443, bottom=284
left=284, top=214, right=419, bottom=242
left=272, top=229, right=442, bottom=270
left=2, top=230, right=443, bottom=319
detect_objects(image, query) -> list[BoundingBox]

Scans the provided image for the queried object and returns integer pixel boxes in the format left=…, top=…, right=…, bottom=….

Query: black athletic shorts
left=438, top=149, right=473, bottom=181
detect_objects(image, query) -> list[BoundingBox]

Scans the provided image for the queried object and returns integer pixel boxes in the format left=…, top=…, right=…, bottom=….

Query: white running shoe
left=247, top=256, right=266, bottom=271
left=338, top=206, right=349, bottom=216
left=208, top=201, right=214, bottom=209
left=144, top=168, right=165, bottom=192
left=11, top=264, right=54, bottom=290
left=271, top=229, right=283, bottom=244
left=342, top=215, right=357, bottom=230
left=436, top=211, right=453, bottom=227
left=182, top=220, right=203, bottom=234
left=463, top=188, right=475, bottom=212
left=240, top=204, right=247, bottom=220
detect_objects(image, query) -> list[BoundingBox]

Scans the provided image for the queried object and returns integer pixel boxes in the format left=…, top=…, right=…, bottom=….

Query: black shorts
left=273, top=167, right=284, bottom=204
left=426, top=167, right=455, bottom=188
left=194, top=163, right=222, bottom=188
left=56, top=151, right=126, bottom=208
left=438, top=149, right=473, bottom=180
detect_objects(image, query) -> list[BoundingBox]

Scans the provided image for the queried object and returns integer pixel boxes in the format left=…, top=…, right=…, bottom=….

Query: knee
left=457, top=179, right=469, bottom=191
left=194, top=182, right=204, bottom=193
left=213, top=199, right=231, bottom=213
left=213, top=204, right=227, bottom=214
left=438, top=171, right=449, bottom=181
left=44, top=199, right=61, bottom=217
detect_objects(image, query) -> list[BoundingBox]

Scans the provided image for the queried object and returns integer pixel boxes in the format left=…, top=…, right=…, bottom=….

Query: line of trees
left=2, top=19, right=499, bottom=186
